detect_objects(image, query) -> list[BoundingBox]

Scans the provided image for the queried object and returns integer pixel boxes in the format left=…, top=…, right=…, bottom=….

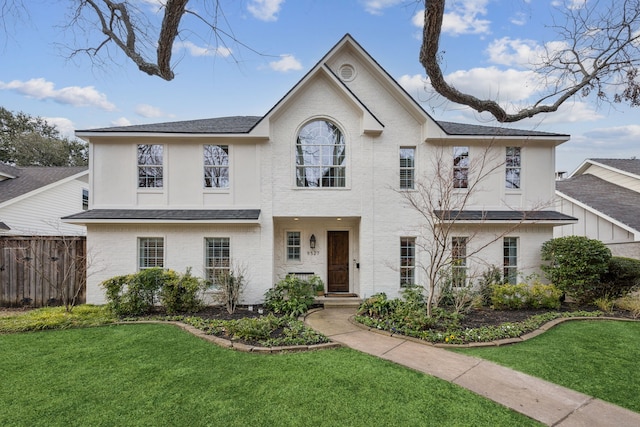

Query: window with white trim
left=138, top=237, right=164, bottom=270
left=399, top=147, right=415, bottom=189
left=503, top=237, right=518, bottom=284
left=453, top=146, right=469, bottom=189
left=137, top=144, right=163, bottom=188
left=286, top=231, right=301, bottom=261
left=296, top=120, right=346, bottom=188
left=400, top=237, right=416, bottom=287
left=204, top=145, right=229, bottom=188
left=506, top=147, right=521, bottom=189
left=82, top=188, right=89, bottom=210
left=205, top=237, right=230, bottom=285
left=452, top=237, right=467, bottom=287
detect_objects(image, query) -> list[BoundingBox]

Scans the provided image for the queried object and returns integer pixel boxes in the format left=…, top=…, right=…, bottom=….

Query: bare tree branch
left=421, top=0, right=640, bottom=122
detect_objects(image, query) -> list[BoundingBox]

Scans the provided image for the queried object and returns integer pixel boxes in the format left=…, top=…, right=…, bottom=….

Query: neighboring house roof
left=0, top=165, right=88, bottom=205
left=63, top=209, right=261, bottom=222
left=434, top=210, right=577, bottom=223
left=570, top=158, right=640, bottom=179
left=0, top=221, right=10, bottom=230
left=556, top=174, right=640, bottom=233
left=0, top=163, right=20, bottom=179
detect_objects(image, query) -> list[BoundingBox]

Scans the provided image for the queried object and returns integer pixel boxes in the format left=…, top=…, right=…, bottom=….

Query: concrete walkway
left=305, top=307, right=640, bottom=427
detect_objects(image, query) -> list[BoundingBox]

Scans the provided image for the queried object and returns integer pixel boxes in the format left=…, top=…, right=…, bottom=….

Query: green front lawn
left=456, top=320, right=640, bottom=413
left=0, top=324, right=540, bottom=426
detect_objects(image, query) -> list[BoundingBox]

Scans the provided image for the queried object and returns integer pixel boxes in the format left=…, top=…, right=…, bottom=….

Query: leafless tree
left=421, top=0, right=640, bottom=122
left=400, top=142, right=551, bottom=316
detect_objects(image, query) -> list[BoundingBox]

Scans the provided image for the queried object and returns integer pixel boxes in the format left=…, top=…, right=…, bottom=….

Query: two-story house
left=64, top=34, right=575, bottom=305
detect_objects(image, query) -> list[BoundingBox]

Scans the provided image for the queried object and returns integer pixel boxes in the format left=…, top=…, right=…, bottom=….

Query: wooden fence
left=0, top=236, right=86, bottom=307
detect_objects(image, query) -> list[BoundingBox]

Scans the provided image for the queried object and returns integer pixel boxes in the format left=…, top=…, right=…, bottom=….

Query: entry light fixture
left=310, top=234, right=316, bottom=249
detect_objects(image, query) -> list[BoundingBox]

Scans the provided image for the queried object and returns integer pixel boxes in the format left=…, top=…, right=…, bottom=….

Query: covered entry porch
left=273, top=217, right=361, bottom=297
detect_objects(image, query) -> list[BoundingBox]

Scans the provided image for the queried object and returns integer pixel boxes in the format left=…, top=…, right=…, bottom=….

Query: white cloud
left=174, top=41, right=232, bottom=58
left=445, top=67, right=538, bottom=104
left=135, top=104, right=175, bottom=118
left=509, top=12, right=527, bottom=26
left=44, top=117, right=76, bottom=139
left=360, top=0, right=404, bottom=15
left=486, top=37, right=569, bottom=68
left=0, top=78, right=116, bottom=111
left=269, top=54, right=302, bottom=72
left=411, top=1, right=491, bottom=35
left=247, top=0, right=284, bottom=22
left=398, top=74, right=428, bottom=95
left=112, top=117, right=132, bottom=127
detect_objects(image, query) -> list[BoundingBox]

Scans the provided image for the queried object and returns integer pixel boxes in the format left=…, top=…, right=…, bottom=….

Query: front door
left=327, top=231, right=349, bottom=293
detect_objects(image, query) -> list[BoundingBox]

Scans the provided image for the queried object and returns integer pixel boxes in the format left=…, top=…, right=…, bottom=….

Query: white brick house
left=64, top=34, right=575, bottom=305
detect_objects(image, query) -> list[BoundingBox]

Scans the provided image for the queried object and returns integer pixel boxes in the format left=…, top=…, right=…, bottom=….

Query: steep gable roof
left=556, top=173, right=640, bottom=234
left=571, top=158, right=640, bottom=178
left=0, top=166, right=88, bottom=206
left=75, top=34, right=569, bottom=141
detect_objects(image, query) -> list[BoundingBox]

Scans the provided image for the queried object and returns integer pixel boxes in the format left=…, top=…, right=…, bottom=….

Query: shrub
left=490, top=283, right=529, bottom=310
left=159, top=268, right=206, bottom=314
left=212, top=264, right=247, bottom=314
left=615, top=294, right=640, bottom=318
left=599, top=257, right=640, bottom=299
left=490, top=282, right=562, bottom=310
left=541, top=236, right=611, bottom=304
left=527, top=283, right=562, bottom=309
left=476, top=265, right=503, bottom=307
left=263, top=274, right=315, bottom=317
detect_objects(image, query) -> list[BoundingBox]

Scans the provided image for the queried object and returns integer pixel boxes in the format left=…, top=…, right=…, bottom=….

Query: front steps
left=314, top=295, right=362, bottom=308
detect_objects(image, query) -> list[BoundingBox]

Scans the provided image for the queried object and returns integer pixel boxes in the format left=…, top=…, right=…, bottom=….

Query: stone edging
left=123, top=315, right=341, bottom=354
left=347, top=315, right=639, bottom=348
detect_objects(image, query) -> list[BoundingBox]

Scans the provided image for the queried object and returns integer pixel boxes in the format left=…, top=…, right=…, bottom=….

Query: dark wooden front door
left=327, top=231, right=349, bottom=293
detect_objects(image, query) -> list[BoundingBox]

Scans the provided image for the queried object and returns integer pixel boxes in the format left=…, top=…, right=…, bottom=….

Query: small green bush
left=490, top=283, right=562, bottom=310
left=490, top=283, right=529, bottom=310
left=476, top=265, right=503, bottom=306
left=263, top=275, right=315, bottom=317
left=599, top=257, right=640, bottom=299
left=541, top=236, right=612, bottom=304
left=159, top=268, right=206, bottom=314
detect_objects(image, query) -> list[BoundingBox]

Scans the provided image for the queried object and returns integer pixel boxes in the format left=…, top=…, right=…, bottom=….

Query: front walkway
left=304, top=307, right=640, bottom=427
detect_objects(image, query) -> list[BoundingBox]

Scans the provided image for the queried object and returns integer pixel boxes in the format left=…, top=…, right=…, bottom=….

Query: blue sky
left=1, top=0, right=638, bottom=173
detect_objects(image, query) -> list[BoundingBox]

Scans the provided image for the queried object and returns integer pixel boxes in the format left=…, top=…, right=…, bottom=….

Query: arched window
left=295, top=120, right=346, bottom=188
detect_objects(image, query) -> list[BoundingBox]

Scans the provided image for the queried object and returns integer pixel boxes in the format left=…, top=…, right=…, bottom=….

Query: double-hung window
left=82, top=188, right=89, bottom=210
left=400, top=237, right=416, bottom=287
left=205, top=237, right=230, bottom=285
left=453, top=146, right=469, bottom=189
left=503, top=237, right=518, bottom=284
left=399, top=147, right=415, bottom=189
left=139, top=237, right=164, bottom=270
left=137, top=144, right=163, bottom=188
left=506, top=147, right=521, bottom=189
left=204, top=145, right=230, bottom=189
left=296, top=120, right=346, bottom=188
left=286, top=231, right=301, bottom=261
left=452, top=237, right=467, bottom=287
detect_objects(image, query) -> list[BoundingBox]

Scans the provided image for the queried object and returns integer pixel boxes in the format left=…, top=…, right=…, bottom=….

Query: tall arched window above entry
left=296, top=120, right=346, bottom=188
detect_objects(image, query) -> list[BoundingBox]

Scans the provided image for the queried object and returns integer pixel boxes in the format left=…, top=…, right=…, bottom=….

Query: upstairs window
left=296, top=120, right=346, bottom=188
left=82, top=188, right=89, bottom=210
left=204, top=145, right=230, bottom=188
left=453, top=146, right=469, bottom=189
left=506, top=147, right=521, bottom=189
left=138, top=144, right=163, bottom=188
left=139, top=237, right=164, bottom=270
left=452, top=237, right=467, bottom=287
left=399, top=147, right=415, bottom=189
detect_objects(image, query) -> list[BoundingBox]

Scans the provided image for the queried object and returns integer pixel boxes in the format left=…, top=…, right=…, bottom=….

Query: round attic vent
left=339, top=64, right=356, bottom=81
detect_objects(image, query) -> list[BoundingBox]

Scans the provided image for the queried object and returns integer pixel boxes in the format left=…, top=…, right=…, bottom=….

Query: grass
left=456, top=320, right=640, bottom=413
left=0, top=323, right=541, bottom=426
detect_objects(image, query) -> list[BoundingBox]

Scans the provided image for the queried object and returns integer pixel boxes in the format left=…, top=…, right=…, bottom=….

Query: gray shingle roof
left=78, top=116, right=263, bottom=134
left=434, top=210, right=577, bottom=222
left=437, top=121, right=568, bottom=137
left=556, top=174, right=640, bottom=232
left=63, top=209, right=261, bottom=221
left=588, top=158, right=640, bottom=176
left=0, top=166, right=88, bottom=205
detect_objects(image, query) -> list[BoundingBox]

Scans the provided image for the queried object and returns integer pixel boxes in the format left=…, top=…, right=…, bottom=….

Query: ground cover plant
left=456, top=320, right=640, bottom=413
left=0, top=324, right=541, bottom=427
